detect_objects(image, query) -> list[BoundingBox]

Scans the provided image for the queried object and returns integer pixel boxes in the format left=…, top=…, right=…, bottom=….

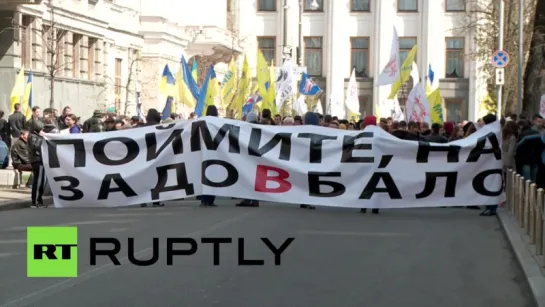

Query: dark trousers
left=31, top=162, right=47, bottom=205
left=200, top=195, right=216, bottom=205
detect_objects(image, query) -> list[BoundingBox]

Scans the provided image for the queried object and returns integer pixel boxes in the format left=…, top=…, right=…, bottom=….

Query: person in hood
left=200, top=106, right=219, bottom=207
left=300, top=112, right=320, bottom=210
left=27, top=119, right=51, bottom=208
left=140, top=108, right=165, bottom=208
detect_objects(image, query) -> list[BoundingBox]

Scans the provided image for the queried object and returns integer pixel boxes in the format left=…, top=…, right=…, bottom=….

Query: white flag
left=392, top=95, right=405, bottom=121
left=410, top=62, right=419, bottom=85
left=292, top=95, right=308, bottom=116
left=405, top=83, right=431, bottom=124
left=376, top=27, right=400, bottom=86
left=275, top=59, right=294, bottom=109
left=345, top=68, right=361, bottom=115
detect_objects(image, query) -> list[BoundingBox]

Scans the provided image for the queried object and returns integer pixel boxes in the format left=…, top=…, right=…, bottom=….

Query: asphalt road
left=0, top=199, right=535, bottom=307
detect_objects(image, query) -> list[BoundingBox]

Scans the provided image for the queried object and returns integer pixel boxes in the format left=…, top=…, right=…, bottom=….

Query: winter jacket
left=82, top=116, right=105, bottom=133
left=391, top=129, right=425, bottom=141
left=11, top=137, right=30, bottom=165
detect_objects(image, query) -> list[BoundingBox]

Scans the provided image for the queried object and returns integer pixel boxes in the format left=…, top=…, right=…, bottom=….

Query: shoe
left=199, top=203, right=209, bottom=207
left=30, top=204, right=38, bottom=209
left=479, top=210, right=496, bottom=216
left=360, top=209, right=367, bottom=213
left=307, top=206, right=316, bottom=210
left=152, top=202, right=165, bottom=207
left=208, top=203, right=218, bottom=207
left=371, top=209, right=379, bottom=214
left=300, top=204, right=308, bottom=209
left=140, top=204, right=148, bottom=207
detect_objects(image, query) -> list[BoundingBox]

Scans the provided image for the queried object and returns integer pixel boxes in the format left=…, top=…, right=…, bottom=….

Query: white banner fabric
left=42, top=118, right=505, bottom=208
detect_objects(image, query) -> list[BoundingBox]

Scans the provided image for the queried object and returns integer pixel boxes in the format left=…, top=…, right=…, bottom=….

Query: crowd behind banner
left=5, top=102, right=499, bottom=212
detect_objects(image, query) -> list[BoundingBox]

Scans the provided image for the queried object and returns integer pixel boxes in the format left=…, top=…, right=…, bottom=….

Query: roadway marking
left=108, top=228, right=128, bottom=233
left=297, top=230, right=409, bottom=237
left=0, top=210, right=260, bottom=307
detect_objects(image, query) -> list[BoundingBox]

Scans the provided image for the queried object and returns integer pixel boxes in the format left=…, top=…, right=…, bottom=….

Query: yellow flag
left=222, top=58, right=237, bottom=109
left=267, top=63, right=277, bottom=112
left=10, top=66, right=25, bottom=112
left=428, top=88, right=444, bottom=124
left=256, top=51, right=277, bottom=114
left=389, top=45, right=418, bottom=99
left=233, top=56, right=250, bottom=119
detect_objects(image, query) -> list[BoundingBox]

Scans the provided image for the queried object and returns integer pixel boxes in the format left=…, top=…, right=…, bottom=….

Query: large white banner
left=42, top=117, right=505, bottom=208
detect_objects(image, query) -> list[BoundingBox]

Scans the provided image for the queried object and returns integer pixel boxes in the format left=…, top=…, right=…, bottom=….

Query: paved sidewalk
left=0, top=188, right=52, bottom=211
left=497, top=208, right=545, bottom=307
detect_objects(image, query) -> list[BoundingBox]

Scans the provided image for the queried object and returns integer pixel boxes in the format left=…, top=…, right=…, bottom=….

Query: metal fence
left=505, top=169, right=545, bottom=267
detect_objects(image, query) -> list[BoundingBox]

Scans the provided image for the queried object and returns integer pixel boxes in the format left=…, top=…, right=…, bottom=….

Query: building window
left=257, top=0, right=276, bottom=11
left=21, top=15, right=32, bottom=68
left=304, top=37, right=322, bottom=76
left=350, top=37, right=369, bottom=78
left=446, top=0, right=465, bottom=11
left=72, top=34, right=82, bottom=78
left=444, top=98, right=463, bottom=123
left=351, top=0, right=370, bottom=11
left=88, top=37, right=96, bottom=81
left=399, top=37, right=417, bottom=64
left=398, top=0, right=417, bottom=11
left=257, top=36, right=276, bottom=64
left=304, top=0, right=323, bottom=11
left=115, top=58, right=122, bottom=111
left=445, top=37, right=464, bottom=78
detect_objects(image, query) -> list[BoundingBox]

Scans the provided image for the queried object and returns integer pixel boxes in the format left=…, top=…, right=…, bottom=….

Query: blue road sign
left=491, top=50, right=510, bottom=68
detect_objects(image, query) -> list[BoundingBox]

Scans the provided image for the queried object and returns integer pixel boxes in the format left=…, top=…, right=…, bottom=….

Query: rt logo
left=27, top=227, right=78, bottom=278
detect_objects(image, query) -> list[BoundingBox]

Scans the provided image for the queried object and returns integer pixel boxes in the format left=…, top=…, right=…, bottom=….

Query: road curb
left=497, top=209, right=545, bottom=307
left=0, top=197, right=53, bottom=212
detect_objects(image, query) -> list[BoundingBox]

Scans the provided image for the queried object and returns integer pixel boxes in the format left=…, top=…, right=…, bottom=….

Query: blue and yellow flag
left=161, top=97, right=174, bottom=120
left=10, top=66, right=25, bottom=112
left=191, top=60, right=198, bottom=82
left=176, top=56, right=199, bottom=108
left=23, top=71, right=33, bottom=120
left=195, top=66, right=219, bottom=117
left=159, top=64, right=177, bottom=98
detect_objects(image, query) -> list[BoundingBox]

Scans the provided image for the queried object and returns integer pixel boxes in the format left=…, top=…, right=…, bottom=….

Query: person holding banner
left=200, top=106, right=219, bottom=208
left=299, top=112, right=321, bottom=210
left=139, top=108, right=165, bottom=208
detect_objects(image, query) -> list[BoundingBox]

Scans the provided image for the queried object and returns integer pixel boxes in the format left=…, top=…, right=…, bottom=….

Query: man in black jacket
left=27, top=120, right=51, bottom=208
left=8, top=103, right=26, bottom=146
left=82, top=110, right=106, bottom=133
left=11, top=129, right=32, bottom=188
left=425, top=123, right=448, bottom=143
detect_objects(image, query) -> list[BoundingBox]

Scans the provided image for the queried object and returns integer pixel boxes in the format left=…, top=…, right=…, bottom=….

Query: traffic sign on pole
left=491, top=50, right=510, bottom=68
left=495, top=68, right=505, bottom=85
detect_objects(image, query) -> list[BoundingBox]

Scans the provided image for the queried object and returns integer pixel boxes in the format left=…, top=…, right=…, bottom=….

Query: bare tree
left=454, top=0, right=537, bottom=114
left=522, top=0, right=545, bottom=115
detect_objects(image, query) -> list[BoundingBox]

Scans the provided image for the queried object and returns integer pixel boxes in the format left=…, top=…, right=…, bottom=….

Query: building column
left=80, top=35, right=88, bottom=80
left=31, top=17, right=43, bottom=71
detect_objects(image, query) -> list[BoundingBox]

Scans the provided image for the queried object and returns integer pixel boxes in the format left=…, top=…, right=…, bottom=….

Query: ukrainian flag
left=191, top=60, right=198, bottom=82
left=195, top=66, right=219, bottom=117
left=23, top=71, right=33, bottom=120
left=176, top=56, right=199, bottom=108
left=159, top=64, right=177, bottom=114
left=10, top=66, right=25, bottom=112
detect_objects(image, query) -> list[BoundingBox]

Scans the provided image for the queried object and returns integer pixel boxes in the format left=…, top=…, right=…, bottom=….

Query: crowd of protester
left=0, top=102, right=536, bottom=214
